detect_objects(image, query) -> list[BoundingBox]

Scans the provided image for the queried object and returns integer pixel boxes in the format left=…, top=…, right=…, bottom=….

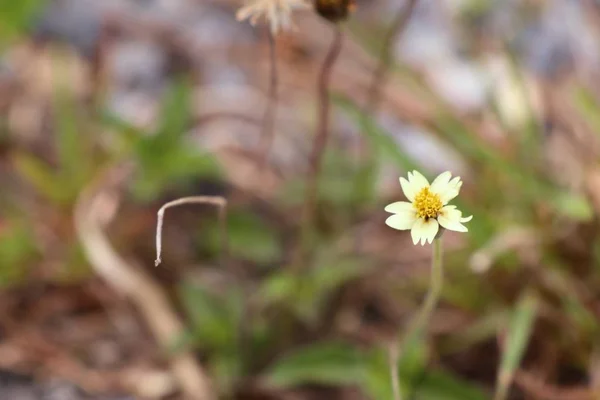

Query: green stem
left=388, top=342, right=402, bottom=400
left=392, top=238, right=444, bottom=396
left=411, top=238, right=444, bottom=339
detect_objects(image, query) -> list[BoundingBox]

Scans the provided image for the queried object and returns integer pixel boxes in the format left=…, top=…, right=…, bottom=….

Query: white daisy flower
left=384, top=171, right=472, bottom=246
left=236, top=0, right=310, bottom=34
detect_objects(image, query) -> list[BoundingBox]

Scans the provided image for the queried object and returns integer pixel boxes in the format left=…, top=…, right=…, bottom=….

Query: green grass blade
left=494, top=292, right=537, bottom=400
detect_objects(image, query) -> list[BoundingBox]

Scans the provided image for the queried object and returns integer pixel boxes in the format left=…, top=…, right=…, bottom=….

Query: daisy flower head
left=236, top=0, right=310, bottom=34
left=384, top=171, right=472, bottom=246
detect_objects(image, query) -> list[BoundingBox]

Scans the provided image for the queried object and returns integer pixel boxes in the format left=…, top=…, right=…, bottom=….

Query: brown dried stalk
left=155, top=196, right=228, bottom=267
left=258, top=28, right=279, bottom=170
left=302, top=26, right=344, bottom=250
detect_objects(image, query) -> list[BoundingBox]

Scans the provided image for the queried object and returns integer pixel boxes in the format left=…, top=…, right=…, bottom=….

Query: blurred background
left=2, top=0, right=600, bottom=399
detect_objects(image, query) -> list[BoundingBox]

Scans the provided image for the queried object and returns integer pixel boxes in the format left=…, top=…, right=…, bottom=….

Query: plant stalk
left=258, top=28, right=279, bottom=170
left=299, top=26, right=344, bottom=259
left=393, top=238, right=444, bottom=393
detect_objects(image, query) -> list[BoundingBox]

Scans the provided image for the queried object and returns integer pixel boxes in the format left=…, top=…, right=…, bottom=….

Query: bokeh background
left=2, top=0, right=600, bottom=399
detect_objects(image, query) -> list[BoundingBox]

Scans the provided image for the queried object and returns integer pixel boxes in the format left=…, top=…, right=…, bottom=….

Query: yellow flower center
left=414, top=187, right=442, bottom=219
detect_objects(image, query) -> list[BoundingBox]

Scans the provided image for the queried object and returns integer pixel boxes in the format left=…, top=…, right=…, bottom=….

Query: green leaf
left=360, top=348, right=394, bottom=400
left=259, top=271, right=296, bottom=305
left=550, top=191, right=593, bottom=221
left=361, top=339, right=427, bottom=400
left=178, top=283, right=240, bottom=350
left=264, top=341, right=364, bottom=388
left=572, top=86, right=600, bottom=137
left=153, top=77, right=194, bottom=147
left=13, top=152, right=70, bottom=204
left=495, top=292, right=537, bottom=400
left=0, top=221, right=37, bottom=286
left=53, top=62, right=92, bottom=189
left=133, top=148, right=221, bottom=200
left=0, top=0, right=42, bottom=49
left=204, top=211, right=281, bottom=265
left=295, top=258, right=368, bottom=324
left=362, top=341, right=488, bottom=400
left=414, top=370, right=489, bottom=400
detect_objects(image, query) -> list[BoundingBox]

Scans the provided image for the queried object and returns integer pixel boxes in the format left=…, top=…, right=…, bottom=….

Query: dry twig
left=74, top=165, right=215, bottom=400
left=301, top=26, right=344, bottom=257
left=258, top=28, right=279, bottom=170
left=155, top=196, right=228, bottom=267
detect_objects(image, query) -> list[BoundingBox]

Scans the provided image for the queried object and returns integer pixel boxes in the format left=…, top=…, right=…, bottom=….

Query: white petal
left=411, top=218, right=439, bottom=245
left=438, top=176, right=463, bottom=204
left=409, top=170, right=429, bottom=191
left=438, top=206, right=469, bottom=233
left=430, top=171, right=452, bottom=195
left=399, top=177, right=417, bottom=202
left=386, top=213, right=417, bottom=231
left=384, top=201, right=414, bottom=214
left=400, top=171, right=429, bottom=202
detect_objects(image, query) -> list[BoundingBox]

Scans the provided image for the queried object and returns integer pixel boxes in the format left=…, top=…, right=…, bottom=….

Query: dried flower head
left=236, top=0, right=310, bottom=34
left=314, top=0, right=355, bottom=22
left=384, top=171, right=472, bottom=245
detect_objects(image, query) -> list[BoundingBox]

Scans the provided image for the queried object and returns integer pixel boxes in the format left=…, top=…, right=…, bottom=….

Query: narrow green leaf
left=494, top=292, right=537, bottom=400
left=178, top=283, right=239, bottom=350
left=13, top=153, right=69, bottom=204
left=550, top=192, right=593, bottom=221
left=572, top=86, right=600, bottom=137
left=154, top=77, right=194, bottom=146
left=414, top=370, right=489, bottom=400
left=52, top=64, right=91, bottom=189
left=204, top=211, right=281, bottom=265
left=264, top=342, right=363, bottom=388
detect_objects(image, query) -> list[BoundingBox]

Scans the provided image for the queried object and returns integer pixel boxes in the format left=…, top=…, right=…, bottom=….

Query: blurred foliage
left=3, top=1, right=600, bottom=399
left=0, top=219, right=38, bottom=286
left=494, top=292, right=537, bottom=400
left=203, top=210, right=282, bottom=266
left=104, top=77, right=222, bottom=201
left=0, top=0, right=42, bottom=50
left=14, top=83, right=99, bottom=206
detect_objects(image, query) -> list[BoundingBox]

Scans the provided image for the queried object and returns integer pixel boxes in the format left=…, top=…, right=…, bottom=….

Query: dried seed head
left=314, top=0, right=355, bottom=23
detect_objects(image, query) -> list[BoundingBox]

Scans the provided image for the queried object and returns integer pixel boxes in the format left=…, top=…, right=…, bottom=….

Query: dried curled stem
left=155, top=196, right=228, bottom=267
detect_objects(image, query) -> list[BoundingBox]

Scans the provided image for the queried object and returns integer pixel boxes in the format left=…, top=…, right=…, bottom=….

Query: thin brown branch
left=301, top=26, right=344, bottom=253
left=155, top=196, right=228, bottom=267
left=366, top=0, right=418, bottom=113
left=258, top=28, right=279, bottom=170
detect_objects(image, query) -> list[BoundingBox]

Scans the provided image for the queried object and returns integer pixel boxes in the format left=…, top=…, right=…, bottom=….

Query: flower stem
left=258, top=28, right=278, bottom=171
left=412, top=237, right=444, bottom=340
left=388, top=341, right=402, bottom=400
left=299, top=25, right=343, bottom=261
left=393, top=238, right=444, bottom=391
